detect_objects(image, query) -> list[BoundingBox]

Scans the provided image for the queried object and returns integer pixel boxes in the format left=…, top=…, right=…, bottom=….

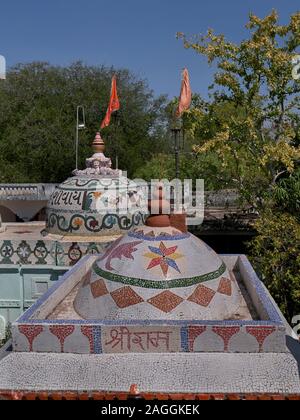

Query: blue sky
left=0, top=0, right=298, bottom=98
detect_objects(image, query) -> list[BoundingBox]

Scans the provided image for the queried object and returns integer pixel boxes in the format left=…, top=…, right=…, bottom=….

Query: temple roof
left=45, top=132, right=147, bottom=237
left=74, top=225, right=241, bottom=320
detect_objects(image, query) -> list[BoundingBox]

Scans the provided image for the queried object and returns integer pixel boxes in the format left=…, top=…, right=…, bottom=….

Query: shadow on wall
left=0, top=206, right=18, bottom=222
left=0, top=205, right=46, bottom=223
left=286, top=336, right=300, bottom=377
left=30, top=207, right=47, bottom=222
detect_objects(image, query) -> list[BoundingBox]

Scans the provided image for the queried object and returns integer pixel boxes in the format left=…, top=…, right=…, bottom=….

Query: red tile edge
left=0, top=390, right=300, bottom=400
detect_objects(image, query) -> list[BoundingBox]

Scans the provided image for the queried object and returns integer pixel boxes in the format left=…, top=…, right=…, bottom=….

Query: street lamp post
left=75, top=106, right=86, bottom=170
left=171, top=119, right=182, bottom=179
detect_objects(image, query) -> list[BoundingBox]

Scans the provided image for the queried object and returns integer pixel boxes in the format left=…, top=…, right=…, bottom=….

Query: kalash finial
left=92, top=131, right=105, bottom=154
left=72, top=132, right=121, bottom=177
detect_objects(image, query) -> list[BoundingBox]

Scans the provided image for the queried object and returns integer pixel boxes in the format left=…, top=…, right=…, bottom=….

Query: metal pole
left=75, top=106, right=86, bottom=170
left=75, top=123, right=79, bottom=170
left=114, top=112, right=119, bottom=170
left=172, top=128, right=181, bottom=179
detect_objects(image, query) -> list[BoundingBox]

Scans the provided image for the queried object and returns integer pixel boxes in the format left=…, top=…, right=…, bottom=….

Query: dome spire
left=92, top=131, right=105, bottom=154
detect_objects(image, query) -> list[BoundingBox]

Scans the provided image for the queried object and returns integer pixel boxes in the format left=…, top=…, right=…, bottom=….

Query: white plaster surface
left=0, top=352, right=299, bottom=394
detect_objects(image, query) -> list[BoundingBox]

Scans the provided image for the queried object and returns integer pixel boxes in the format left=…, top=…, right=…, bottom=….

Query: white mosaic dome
left=46, top=133, right=147, bottom=237
left=74, top=225, right=241, bottom=320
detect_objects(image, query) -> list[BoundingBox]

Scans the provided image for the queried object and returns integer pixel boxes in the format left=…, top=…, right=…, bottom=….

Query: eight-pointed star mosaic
left=144, top=242, right=183, bottom=277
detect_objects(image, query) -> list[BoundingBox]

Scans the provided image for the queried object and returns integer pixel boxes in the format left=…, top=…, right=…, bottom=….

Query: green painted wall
left=0, top=265, right=68, bottom=339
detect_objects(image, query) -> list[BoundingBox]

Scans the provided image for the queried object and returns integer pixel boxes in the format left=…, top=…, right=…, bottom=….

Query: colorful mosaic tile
left=80, top=326, right=102, bottom=353
left=111, top=286, right=144, bottom=309
left=17, top=240, right=32, bottom=264
left=33, top=240, right=49, bottom=264
left=188, top=285, right=216, bottom=307
left=144, top=242, right=184, bottom=277
left=147, top=291, right=183, bottom=313
left=99, top=239, right=142, bottom=271
left=93, top=261, right=227, bottom=290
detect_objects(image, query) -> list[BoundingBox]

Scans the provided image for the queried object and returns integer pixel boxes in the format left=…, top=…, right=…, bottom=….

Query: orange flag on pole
left=100, top=75, right=120, bottom=129
left=176, top=68, right=192, bottom=117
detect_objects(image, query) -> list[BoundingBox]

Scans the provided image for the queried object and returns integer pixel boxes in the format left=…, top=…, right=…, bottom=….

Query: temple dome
left=74, top=224, right=241, bottom=320
left=45, top=133, right=147, bottom=237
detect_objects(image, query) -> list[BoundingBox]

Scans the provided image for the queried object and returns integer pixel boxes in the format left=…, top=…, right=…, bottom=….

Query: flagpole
left=114, top=111, right=119, bottom=170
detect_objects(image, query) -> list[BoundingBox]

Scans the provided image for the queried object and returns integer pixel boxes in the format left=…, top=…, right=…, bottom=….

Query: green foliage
left=249, top=211, right=300, bottom=321
left=0, top=323, right=11, bottom=347
left=272, top=169, right=300, bottom=217
left=177, top=10, right=300, bottom=321
left=178, top=10, right=300, bottom=207
left=0, top=62, right=167, bottom=182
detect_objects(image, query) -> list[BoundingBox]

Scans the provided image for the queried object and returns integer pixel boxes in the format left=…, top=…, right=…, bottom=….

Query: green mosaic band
left=92, top=261, right=227, bottom=290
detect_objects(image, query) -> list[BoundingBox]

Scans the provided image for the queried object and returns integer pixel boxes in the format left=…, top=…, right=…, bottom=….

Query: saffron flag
left=100, top=75, right=120, bottom=129
left=176, top=68, right=192, bottom=117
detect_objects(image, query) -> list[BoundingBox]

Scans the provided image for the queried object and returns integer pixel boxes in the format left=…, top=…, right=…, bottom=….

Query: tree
left=178, top=11, right=300, bottom=320
left=0, top=62, right=167, bottom=182
left=178, top=10, right=300, bottom=207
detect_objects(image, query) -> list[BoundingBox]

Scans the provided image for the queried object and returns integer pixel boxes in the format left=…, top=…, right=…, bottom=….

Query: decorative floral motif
left=47, top=211, right=146, bottom=234
left=144, top=242, right=183, bottom=277
left=33, top=241, right=48, bottom=264
left=73, top=218, right=83, bottom=227
left=0, top=240, right=14, bottom=264
left=16, top=241, right=31, bottom=264
left=68, top=243, right=82, bottom=265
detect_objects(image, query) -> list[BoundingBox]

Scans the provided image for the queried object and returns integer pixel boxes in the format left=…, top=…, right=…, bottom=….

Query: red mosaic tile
left=246, top=326, right=276, bottom=352
left=62, top=392, right=78, bottom=400
left=81, top=326, right=94, bottom=353
left=25, top=392, right=37, bottom=400
left=195, top=394, right=210, bottom=400
left=147, top=290, right=183, bottom=313
left=212, top=326, right=240, bottom=351
left=51, top=392, right=63, bottom=400
left=217, top=277, right=232, bottom=296
left=188, top=326, right=207, bottom=351
left=90, top=279, right=109, bottom=299
left=188, top=285, right=216, bottom=307
left=91, top=392, right=105, bottom=400
left=18, top=325, right=44, bottom=351
left=111, top=286, right=143, bottom=309
left=49, top=325, right=75, bottom=352
left=37, top=392, right=49, bottom=401
left=78, top=392, right=89, bottom=400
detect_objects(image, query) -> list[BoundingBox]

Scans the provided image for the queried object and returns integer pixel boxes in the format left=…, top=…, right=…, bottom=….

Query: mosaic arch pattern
left=15, top=323, right=283, bottom=354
